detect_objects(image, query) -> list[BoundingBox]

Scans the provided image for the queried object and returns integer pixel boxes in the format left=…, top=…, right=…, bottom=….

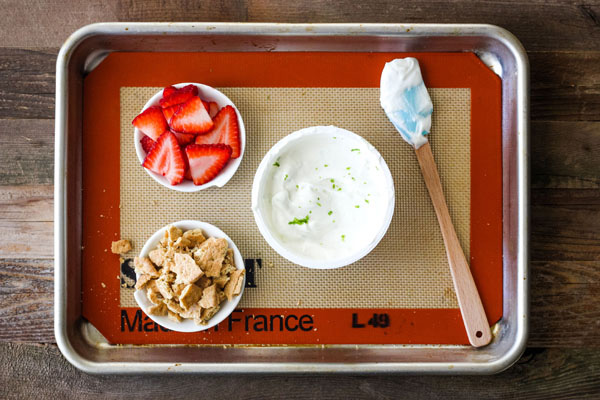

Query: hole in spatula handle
left=476, top=331, right=483, bottom=338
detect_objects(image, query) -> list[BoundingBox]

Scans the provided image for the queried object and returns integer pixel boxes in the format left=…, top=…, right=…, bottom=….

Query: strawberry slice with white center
left=159, top=84, right=199, bottom=108
left=195, top=105, right=241, bottom=158
left=170, top=96, right=214, bottom=134
left=132, top=106, right=168, bottom=141
left=140, top=135, right=156, bottom=154
left=194, top=123, right=221, bottom=146
left=185, top=144, right=232, bottom=186
left=142, top=131, right=186, bottom=185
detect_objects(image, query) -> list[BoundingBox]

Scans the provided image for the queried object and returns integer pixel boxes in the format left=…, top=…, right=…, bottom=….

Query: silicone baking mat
left=81, top=52, right=502, bottom=345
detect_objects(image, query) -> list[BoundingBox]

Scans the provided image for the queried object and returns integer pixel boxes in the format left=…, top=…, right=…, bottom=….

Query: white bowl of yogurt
left=252, top=126, right=395, bottom=269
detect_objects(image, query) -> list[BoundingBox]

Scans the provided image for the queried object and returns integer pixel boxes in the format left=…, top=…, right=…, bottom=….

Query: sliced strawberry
left=194, top=125, right=221, bottom=146
left=132, top=106, right=168, bottom=141
left=185, top=144, right=232, bottom=186
left=201, top=99, right=210, bottom=112
left=163, top=85, right=177, bottom=98
left=202, top=105, right=241, bottom=158
left=142, top=131, right=186, bottom=185
left=159, top=85, right=199, bottom=108
left=162, top=104, right=181, bottom=125
left=171, top=130, right=195, bottom=146
left=208, top=102, right=219, bottom=119
left=140, top=135, right=156, bottom=154
left=170, top=96, right=214, bottom=134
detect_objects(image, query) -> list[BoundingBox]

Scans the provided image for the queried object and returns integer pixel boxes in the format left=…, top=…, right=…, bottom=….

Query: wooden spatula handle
left=415, top=142, right=492, bottom=347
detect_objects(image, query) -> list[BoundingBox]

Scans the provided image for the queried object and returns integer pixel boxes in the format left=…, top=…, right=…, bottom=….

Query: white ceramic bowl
left=134, top=220, right=245, bottom=332
left=134, top=83, right=245, bottom=192
left=252, top=126, right=395, bottom=269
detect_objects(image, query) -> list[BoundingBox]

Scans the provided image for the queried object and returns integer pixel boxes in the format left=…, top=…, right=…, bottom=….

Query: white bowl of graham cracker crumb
left=133, top=220, right=246, bottom=333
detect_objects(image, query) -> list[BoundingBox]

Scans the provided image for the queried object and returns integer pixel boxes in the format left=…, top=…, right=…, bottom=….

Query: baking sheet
left=80, top=51, right=502, bottom=345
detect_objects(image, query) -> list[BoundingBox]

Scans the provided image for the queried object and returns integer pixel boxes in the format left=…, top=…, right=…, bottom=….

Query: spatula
left=380, top=58, right=492, bottom=347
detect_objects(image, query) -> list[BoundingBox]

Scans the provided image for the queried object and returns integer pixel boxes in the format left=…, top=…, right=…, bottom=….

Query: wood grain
left=0, top=185, right=53, bottom=222
left=0, top=0, right=599, bottom=393
left=0, top=48, right=55, bottom=119
left=530, top=261, right=600, bottom=347
left=531, top=190, right=600, bottom=261
left=529, top=51, right=600, bottom=121
left=415, top=143, right=491, bottom=346
left=0, top=343, right=598, bottom=399
left=1, top=0, right=599, bottom=52
left=0, top=119, right=54, bottom=185
left=531, top=121, right=600, bottom=189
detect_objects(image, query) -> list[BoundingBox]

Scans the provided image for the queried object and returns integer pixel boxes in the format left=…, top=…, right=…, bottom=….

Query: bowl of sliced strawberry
left=133, top=83, right=245, bottom=191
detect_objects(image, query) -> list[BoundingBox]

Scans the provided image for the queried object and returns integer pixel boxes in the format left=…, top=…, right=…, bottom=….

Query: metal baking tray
left=54, top=22, right=529, bottom=374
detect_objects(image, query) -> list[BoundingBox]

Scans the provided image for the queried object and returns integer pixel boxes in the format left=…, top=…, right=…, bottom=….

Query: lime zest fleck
left=324, top=164, right=329, bottom=167
left=341, top=234, right=346, bottom=241
left=328, top=211, right=333, bottom=216
left=352, top=177, right=356, bottom=181
left=365, top=199, right=369, bottom=204
left=273, top=161, right=280, bottom=167
left=332, top=184, right=336, bottom=189
left=284, top=174, right=288, bottom=181
left=296, top=184, right=299, bottom=189
left=330, top=179, right=335, bottom=183
left=351, top=149, right=360, bottom=152
left=337, top=188, right=341, bottom=191
left=316, top=202, right=322, bottom=207
left=346, top=167, right=351, bottom=170
left=355, top=205, right=360, bottom=208
left=288, top=215, right=309, bottom=225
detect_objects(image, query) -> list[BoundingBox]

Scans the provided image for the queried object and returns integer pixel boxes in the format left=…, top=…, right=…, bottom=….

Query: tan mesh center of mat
left=119, top=87, right=470, bottom=309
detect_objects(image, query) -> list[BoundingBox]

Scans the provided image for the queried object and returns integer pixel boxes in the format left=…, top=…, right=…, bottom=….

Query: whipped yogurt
left=380, top=58, right=433, bottom=149
left=252, top=126, right=395, bottom=268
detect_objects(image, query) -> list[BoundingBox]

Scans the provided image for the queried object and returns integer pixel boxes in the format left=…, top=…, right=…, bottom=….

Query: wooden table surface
left=1, top=0, right=599, bottom=398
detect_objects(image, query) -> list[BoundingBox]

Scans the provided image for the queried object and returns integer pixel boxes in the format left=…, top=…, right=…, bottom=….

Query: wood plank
left=531, top=189, right=600, bottom=261
left=0, top=258, right=53, bottom=343
left=531, top=121, right=600, bottom=189
left=242, top=0, right=600, bottom=52
left=0, top=0, right=118, bottom=49
left=530, top=261, right=600, bottom=347
left=0, top=343, right=598, bottom=398
left=0, top=293, right=53, bottom=343
left=0, top=185, right=53, bottom=222
left=0, top=119, right=53, bottom=185
left=0, top=221, right=53, bottom=259
left=530, top=51, right=600, bottom=121
left=0, top=48, right=56, bottom=119
left=1, top=0, right=599, bottom=52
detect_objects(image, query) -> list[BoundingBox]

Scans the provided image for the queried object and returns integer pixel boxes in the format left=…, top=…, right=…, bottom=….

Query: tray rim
left=54, top=22, right=529, bottom=374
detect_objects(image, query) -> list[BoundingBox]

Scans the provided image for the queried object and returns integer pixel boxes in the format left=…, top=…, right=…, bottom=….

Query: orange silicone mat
left=81, top=52, right=502, bottom=345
